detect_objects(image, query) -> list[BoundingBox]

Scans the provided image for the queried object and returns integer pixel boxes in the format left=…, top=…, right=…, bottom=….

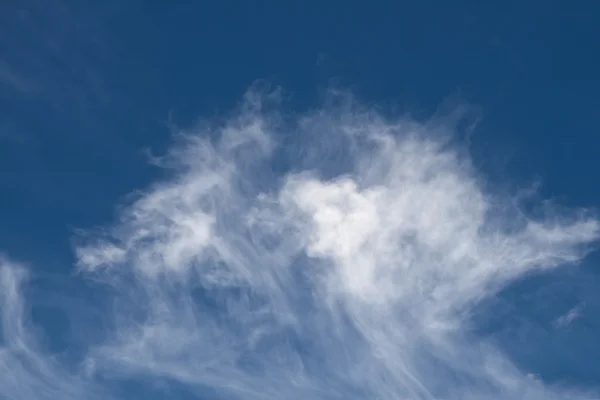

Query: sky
left=0, top=1, right=599, bottom=399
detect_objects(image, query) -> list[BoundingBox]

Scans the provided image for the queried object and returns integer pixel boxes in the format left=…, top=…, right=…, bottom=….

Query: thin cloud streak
left=0, top=257, right=111, bottom=400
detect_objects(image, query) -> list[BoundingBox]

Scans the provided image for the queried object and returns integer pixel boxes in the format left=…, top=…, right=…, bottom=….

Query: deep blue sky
left=1, top=1, right=599, bottom=266
left=1, top=0, right=600, bottom=395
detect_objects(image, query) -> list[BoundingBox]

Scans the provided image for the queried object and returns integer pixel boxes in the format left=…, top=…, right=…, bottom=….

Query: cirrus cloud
left=2, top=88, right=599, bottom=400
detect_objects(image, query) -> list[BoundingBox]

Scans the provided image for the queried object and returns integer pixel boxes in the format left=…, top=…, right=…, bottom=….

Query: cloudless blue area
left=1, top=0, right=599, bottom=393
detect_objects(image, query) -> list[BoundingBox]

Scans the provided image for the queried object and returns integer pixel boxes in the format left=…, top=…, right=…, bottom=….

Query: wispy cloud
left=1, top=88, right=599, bottom=399
left=0, top=256, right=111, bottom=400
left=553, top=303, right=585, bottom=329
left=0, top=61, right=35, bottom=93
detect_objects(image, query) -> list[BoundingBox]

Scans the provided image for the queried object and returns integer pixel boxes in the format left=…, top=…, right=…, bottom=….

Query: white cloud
left=0, top=256, right=110, bottom=400
left=553, top=303, right=585, bottom=329
left=2, top=89, right=599, bottom=399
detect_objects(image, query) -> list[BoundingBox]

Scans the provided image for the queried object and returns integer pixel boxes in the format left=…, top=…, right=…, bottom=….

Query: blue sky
left=1, top=1, right=599, bottom=399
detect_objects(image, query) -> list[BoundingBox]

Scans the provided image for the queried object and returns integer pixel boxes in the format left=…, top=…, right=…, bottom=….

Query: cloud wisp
left=1, top=89, right=599, bottom=399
